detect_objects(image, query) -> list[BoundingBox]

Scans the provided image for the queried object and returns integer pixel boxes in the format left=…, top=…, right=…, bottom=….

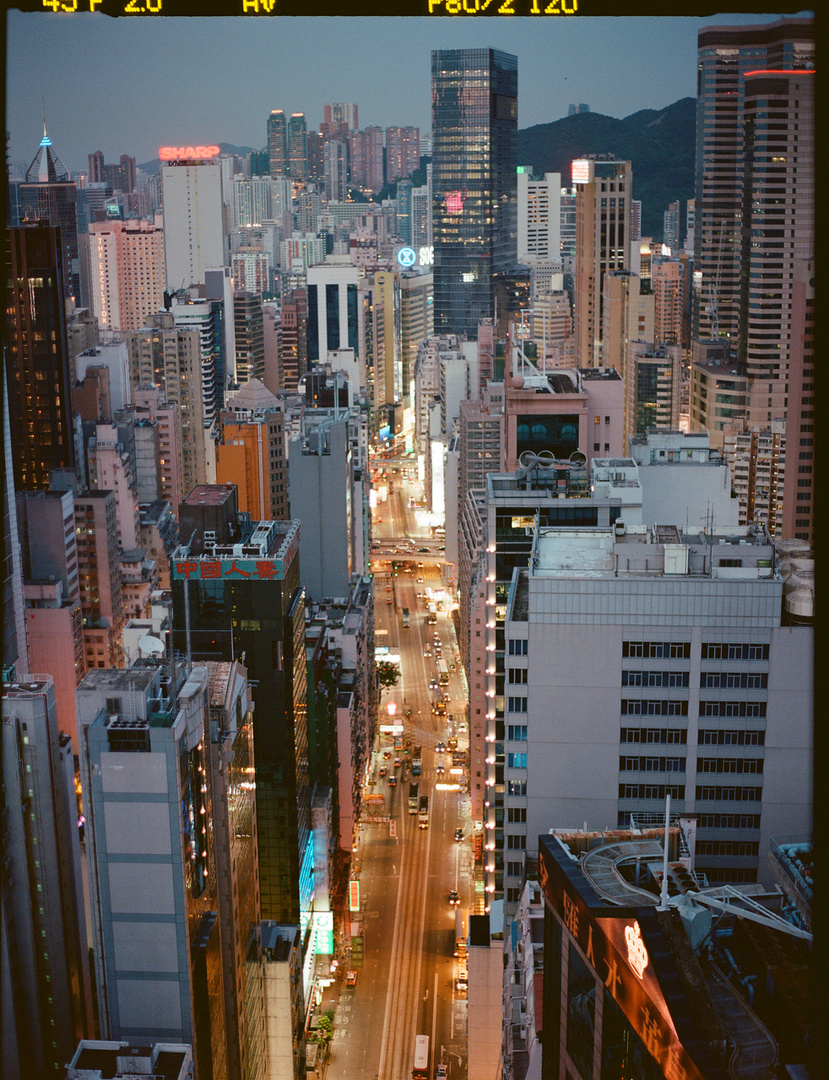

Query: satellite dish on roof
left=138, top=635, right=165, bottom=656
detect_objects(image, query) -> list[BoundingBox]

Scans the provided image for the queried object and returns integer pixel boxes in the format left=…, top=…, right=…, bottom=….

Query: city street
left=326, top=459, right=471, bottom=1080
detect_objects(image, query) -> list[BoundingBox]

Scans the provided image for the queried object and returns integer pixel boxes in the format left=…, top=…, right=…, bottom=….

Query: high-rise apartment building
left=780, top=258, right=813, bottom=543
left=171, top=486, right=309, bottom=925
left=385, top=126, right=420, bottom=183
left=215, top=380, right=287, bottom=521
left=126, top=312, right=208, bottom=493
left=233, top=291, right=265, bottom=385
left=279, top=288, right=308, bottom=391
left=77, top=663, right=229, bottom=1076
left=741, top=66, right=814, bottom=429
left=287, top=113, right=308, bottom=181
left=623, top=342, right=682, bottom=443
left=324, top=102, right=359, bottom=131
left=6, top=223, right=77, bottom=491
left=400, top=270, right=434, bottom=400
left=15, top=488, right=85, bottom=742
left=432, top=48, right=518, bottom=338
left=162, top=156, right=226, bottom=291
left=19, top=124, right=80, bottom=300
left=323, top=139, right=348, bottom=203
left=306, top=263, right=360, bottom=363
left=348, top=126, right=384, bottom=192
left=573, top=156, right=633, bottom=367
left=288, top=410, right=371, bottom=604
left=692, top=17, right=814, bottom=353
left=73, top=489, right=126, bottom=671
left=268, top=110, right=288, bottom=178
left=170, top=292, right=225, bottom=427
left=88, top=219, right=165, bottom=332
left=2, top=675, right=93, bottom=1078
left=517, top=169, right=562, bottom=264
left=88, top=149, right=136, bottom=193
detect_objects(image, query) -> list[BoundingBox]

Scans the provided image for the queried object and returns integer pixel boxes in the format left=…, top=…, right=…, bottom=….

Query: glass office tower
left=431, top=48, right=518, bottom=339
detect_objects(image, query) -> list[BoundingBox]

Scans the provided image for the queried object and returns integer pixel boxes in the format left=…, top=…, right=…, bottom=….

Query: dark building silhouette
left=19, top=124, right=79, bottom=300
left=171, top=485, right=309, bottom=924
left=6, top=223, right=77, bottom=491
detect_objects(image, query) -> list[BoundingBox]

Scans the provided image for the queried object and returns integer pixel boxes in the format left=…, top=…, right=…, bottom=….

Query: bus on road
left=412, top=1034, right=429, bottom=1079
left=418, top=795, right=429, bottom=828
left=408, top=782, right=419, bottom=813
left=402, top=606, right=410, bottom=628
left=412, top=746, right=422, bottom=775
left=454, top=910, right=467, bottom=958
left=437, top=659, right=449, bottom=685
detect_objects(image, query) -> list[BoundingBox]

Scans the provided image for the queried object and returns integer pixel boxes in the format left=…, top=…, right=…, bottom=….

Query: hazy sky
left=6, top=11, right=810, bottom=174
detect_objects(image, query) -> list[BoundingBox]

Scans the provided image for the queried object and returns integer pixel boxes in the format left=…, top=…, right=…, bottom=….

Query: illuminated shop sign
left=173, top=558, right=284, bottom=580
left=159, top=145, right=221, bottom=161
left=540, top=847, right=705, bottom=1080
left=571, top=158, right=591, bottom=184
left=397, top=245, right=434, bottom=268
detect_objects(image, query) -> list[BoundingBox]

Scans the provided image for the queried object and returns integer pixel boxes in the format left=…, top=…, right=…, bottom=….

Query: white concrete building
left=161, top=160, right=225, bottom=291
left=499, top=520, right=811, bottom=906
left=517, top=169, right=562, bottom=264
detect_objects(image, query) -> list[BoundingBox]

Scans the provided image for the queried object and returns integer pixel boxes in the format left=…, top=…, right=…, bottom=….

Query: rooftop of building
left=182, top=483, right=237, bottom=507
left=261, top=921, right=299, bottom=959
left=76, top=666, right=159, bottom=694
left=578, top=366, right=623, bottom=381
left=68, top=1041, right=191, bottom=1080
left=2, top=676, right=52, bottom=697
left=527, top=521, right=775, bottom=580
left=540, top=828, right=812, bottom=1077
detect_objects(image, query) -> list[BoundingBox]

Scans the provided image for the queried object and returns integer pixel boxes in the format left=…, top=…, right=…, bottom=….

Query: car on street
left=424, top=645, right=431, bottom=656
left=416, top=577, right=424, bottom=583
left=379, top=766, right=387, bottom=777
left=455, top=971, right=468, bottom=992
left=345, top=970, right=357, bottom=987
left=388, top=775, right=397, bottom=786
left=383, top=750, right=392, bottom=759
left=436, top=742, right=445, bottom=753
left=448, top=889, right=460, bottom=906
left=458, top=722, right=467, bottom=733
left=436, top=1066, right=448, bottom=1079
left=454, top=829, right=464, bottom=842
left=436, top=764, right=445, bottom=776
left=386, top=596, right=392, bottom=604
left=394, top=757, right=402, bottom=767
left=429, top=679, right=438, bottom=690
left=418, top=547, right=430, bottom=553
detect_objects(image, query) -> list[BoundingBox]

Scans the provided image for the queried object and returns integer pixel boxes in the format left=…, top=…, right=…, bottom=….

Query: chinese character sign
left=173, top=558, right=284, bottom=580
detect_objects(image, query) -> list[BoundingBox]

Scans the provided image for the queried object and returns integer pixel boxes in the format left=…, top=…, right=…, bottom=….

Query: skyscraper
left=171, top=486, right=309, bottom=925
left=573, top=156, right=633, bottom=367
left=691, top=18, right=814, bottom=351
left=287, top=113, right=308, bottom=181
left=88, top=219, right=165, bottom=332
left=267, top=110, right=288, bottom=178
left=6, top=223, right=77, bottom=491
left=385, top=126, right=420, bottom=183
left=19, top=123, right=79, bottom=300
left=431, top=48, right=518, bottom=339
left=2, top=675, right=94, bottom=1077
left=162, top=155, right=225, bottom=292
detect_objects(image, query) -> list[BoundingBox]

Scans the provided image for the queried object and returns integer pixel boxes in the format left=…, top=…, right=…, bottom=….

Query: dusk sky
left=6, top=11, right=809, bottom=175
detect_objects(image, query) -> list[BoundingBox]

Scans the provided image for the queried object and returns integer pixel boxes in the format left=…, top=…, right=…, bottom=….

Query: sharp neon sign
left=159, top=145, right=220, bottom=161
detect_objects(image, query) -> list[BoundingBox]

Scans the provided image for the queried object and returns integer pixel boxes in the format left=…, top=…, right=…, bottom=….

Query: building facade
left=432, top=48, right=518, bottom=338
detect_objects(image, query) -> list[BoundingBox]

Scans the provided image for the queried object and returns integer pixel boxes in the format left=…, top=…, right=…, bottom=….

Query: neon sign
left=572, top=159, right=591, bottom=184
left=445, top=191, right=464, bottom=214
left=624, top=921, right=649, bottom=979
left=159, top=145, right=220, bottom=161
